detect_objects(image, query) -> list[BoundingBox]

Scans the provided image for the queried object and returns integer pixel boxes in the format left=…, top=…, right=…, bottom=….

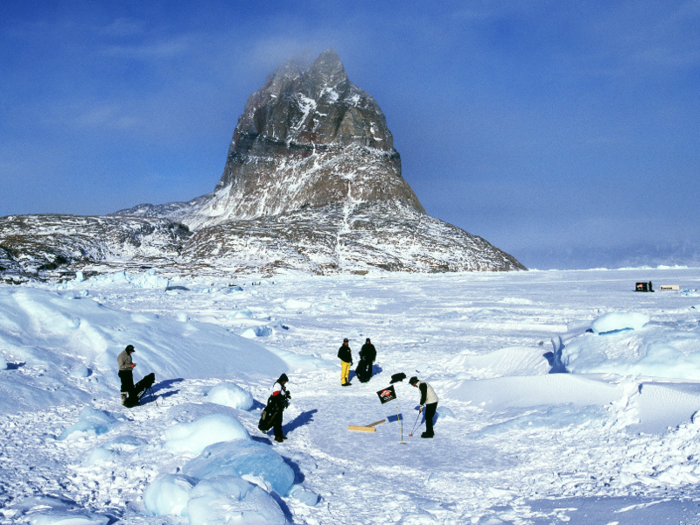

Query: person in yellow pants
left=338, top=338, right=353, bottom=386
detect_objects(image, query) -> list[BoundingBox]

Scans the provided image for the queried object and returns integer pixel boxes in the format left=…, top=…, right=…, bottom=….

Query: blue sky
left=1, top=1, right=699, bottom=270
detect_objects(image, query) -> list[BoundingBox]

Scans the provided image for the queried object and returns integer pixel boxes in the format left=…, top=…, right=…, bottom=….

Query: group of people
left=118, top=339, right=437, bottom=441
left=337, top=337, right=377, bottom=386
left=337, top=337, right=437, bottom=438
left=264, top=337, right=438, bottom=443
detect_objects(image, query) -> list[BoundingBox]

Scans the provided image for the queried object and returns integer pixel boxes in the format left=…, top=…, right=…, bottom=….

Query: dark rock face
left=116, top=49, right=424, bottom=229
left=214, top=49, right=424, bottom=220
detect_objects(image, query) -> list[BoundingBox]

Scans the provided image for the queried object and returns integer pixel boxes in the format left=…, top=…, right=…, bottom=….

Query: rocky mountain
left=1, top=50, right=526, bottom=278
left=117, top=49, right=424, bottom=230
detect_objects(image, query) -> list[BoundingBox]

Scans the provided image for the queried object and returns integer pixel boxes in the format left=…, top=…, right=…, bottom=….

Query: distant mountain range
left=0, top=50, right=525, bottom=279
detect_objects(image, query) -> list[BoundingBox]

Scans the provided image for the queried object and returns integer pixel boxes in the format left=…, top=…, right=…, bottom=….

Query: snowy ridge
left=1, top=203, right=524, bottom=278
left=183, top=202, right=526, bottom=275
left=0, top=215, right=189, bottom=275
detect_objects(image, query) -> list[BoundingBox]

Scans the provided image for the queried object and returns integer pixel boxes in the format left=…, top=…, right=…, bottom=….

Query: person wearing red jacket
left=269, top=373, right=290, bottom=442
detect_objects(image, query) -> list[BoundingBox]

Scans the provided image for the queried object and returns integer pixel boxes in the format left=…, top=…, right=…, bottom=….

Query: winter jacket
left=117, top=350, right=133, bottom=372
left=337, top=344, right=353, bottom=364
left=269, top=381, right=290, bottom=409
left=360, top=343, right=376, bottom=362
left=417, top=380, right=438, bottom=406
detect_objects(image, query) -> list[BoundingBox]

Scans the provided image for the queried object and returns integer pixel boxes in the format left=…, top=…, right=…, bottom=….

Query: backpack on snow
left=124, top=372, right=156, bottom=408
left=257, top=401, right=281, bottom=433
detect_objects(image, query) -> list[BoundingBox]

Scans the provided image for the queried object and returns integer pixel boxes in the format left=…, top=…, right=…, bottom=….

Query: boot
left=121, top=392, right=128, bottom=405
left=274, top=436, right=284, bottom=443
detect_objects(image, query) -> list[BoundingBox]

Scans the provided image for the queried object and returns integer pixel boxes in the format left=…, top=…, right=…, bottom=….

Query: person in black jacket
left=357, top=338, right=377, bottom=382
left=338, top=338, right=353, bottom=386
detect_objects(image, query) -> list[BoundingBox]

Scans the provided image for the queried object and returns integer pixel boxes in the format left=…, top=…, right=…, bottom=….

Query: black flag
left=376, top=385, right=397, bottom=404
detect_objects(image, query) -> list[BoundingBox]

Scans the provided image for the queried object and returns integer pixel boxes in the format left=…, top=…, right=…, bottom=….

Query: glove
left=285, top=391, right=291, bottom=400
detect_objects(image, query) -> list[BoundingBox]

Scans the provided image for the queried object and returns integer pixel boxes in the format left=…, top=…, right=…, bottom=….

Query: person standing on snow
left=409, top=376, right=438, bottom=438
left=269, top=373, right=291, bottom=443
left=338, top=338, right=353, bottom=386
left=358, top=338, right=377, bottom=382
left=117, top=345, right=136, bottom=405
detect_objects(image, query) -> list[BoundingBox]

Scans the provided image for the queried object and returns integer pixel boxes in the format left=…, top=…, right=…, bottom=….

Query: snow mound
left=446, top=375, right=625, bottom=410
left=87, top=269, right=169, bottom=289
left=264, top=344, right=335, bottom=371
left=183, top=440, right=295, bottom=496
left=228, top=309, right=253, bottom=318
left=563, top=324, right=700, bottom=380
left=591, top=312, right=649, bottom=334
left=631, top=382, right=700, bottom=434
left=164, top=414, right=250, bottom=455
left=241, top=326, right=273, bottom=338
left=0, top=286, right=287, bottom=413
left=450, top=346, right=550, bottom=379
left=58, top=407, right=124, bottom=441
left=207, top=382, right=254, bottom=410
left=436, top=406, right=456, bottom=419
left=288, top=483, right=320, bottom=506
left=84, top=435, right=146, bottom=466
left=187, top=475, right=286, bottom=525
left=143, top=474, right=195, bottom=517
left=70, top=365, right=90, bottom=378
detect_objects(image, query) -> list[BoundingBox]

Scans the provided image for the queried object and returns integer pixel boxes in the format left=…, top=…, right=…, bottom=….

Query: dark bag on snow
left=258, top=403, right=280, bottom=433
left=355, top=360, right=371, bottom=383
left=124, top=372, right=156, bottom=408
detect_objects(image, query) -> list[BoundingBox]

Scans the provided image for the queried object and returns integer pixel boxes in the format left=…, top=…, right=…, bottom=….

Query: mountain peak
left=306, top=49, right=348, bottom=92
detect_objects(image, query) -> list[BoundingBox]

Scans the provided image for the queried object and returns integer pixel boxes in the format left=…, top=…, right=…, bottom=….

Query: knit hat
left=409, top=376, right=419, bottom=386
left=278, top=373, right=289, bottom=383
left=125, top=344, right=135, bottom=353
left=366, top=338, right=371, bottom=342
left=343, top=338, right=349, bottom=343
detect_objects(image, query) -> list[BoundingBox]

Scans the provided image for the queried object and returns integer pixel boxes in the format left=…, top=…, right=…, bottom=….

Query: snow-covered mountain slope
left=183, top=202, right=525, bottom=275
left=0, top=215, right=189, bottom=274
left=0, top=203, right=524, bottom=277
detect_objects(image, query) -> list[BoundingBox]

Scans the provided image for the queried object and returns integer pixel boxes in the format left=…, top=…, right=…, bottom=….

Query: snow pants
left=119, top=369, right=134, bottom=394
left=341, top=361, right=351, bottom=384
left=424, top=402, right=438, bottom=436
left=272, top=408, right=285, bottom=440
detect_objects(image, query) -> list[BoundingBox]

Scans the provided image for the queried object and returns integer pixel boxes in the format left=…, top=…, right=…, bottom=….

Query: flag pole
left=395, top=399, right=404, bottom=444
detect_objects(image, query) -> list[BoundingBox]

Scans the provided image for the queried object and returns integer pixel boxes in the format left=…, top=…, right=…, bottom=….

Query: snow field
left=1, top=268, right=700, bottom=523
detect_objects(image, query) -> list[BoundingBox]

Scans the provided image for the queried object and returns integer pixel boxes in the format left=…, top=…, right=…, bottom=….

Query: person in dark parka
left=357, top=338, right=377, bottom=382
left=409, top=376, right=439, bottom=438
